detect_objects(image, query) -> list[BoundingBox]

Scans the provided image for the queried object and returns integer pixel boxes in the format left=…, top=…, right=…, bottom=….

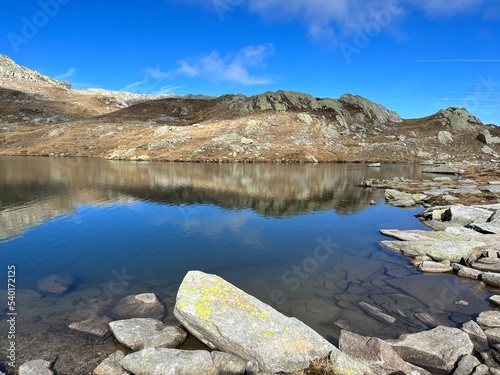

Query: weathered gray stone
left=329, top=350, right=375, bottom=375
left=477, top=130, right=494, bottom=145
left=422, top=166, right=463, bottom=175
left=490, top=295, right=500, bottom=306
left=210, top=352, right=246, bottom=375
left=109, top=318, right=187, bottom=350
left=438, top=131, right=453, bottom=145
left=388, top=326, right=474, bottom=373
left=36, top=274, right=74, bottom=294
left=357, top=301, right=396, bottom=324
left=173, top=271, right=338, bottom=374
left=68, top=316, right=113, bottom=338
left=414, top=313, right=447, bottom=328
left=454, top=354, right=481, bottom=375
left=473, top=364, right=490, bottom=375
left=120, top=348, right=217, bottom=375
left=110, top=293, right=165, bottom=320
left=385, top=189, right=427, bottom=202
left=482, top=272, right=500, bottom=288
left=418, top=261, right=453, bottom=273
left=477, top=311, right=500, bottom=328
left=484, top=328, right=500, bottom=343
left=19, top=360, right=54, bottom=375
left=443, top=205, right=494, bottom=225
left=379, top=240, right=486, bottom=262
left=297, top=113, right=313, bottom=125
left=457, top=266, right=483, bottom=280
left=339, top=330, right=416, bottom=374
left=462, top=320, right=489, bottom=352
left=472, top=258, right=500, bottom=272
left=93, top=351, right=129, bottom=375
left=380, top=229, right=468, bottom=242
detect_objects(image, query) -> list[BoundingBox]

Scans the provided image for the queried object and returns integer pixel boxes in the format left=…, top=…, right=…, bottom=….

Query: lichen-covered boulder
left=173, top=271, right=339, bottom=374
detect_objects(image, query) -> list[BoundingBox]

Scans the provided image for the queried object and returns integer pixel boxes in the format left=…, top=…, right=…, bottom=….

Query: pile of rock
left=17, top=269, right=500, bottom=374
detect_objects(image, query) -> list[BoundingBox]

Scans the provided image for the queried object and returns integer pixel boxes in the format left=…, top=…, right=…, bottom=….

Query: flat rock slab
left=388, top=326, right=474, bottom=373
left=120, top=348, right=217, bottom=375
left=418, top=261, right=453, bottom=273
left=109, top=318, right=187, bottom=350
left=380, top=229, right=475, bottom=242
left=174, top=271, right=337, bottom=374
left=68, top=316, right=113, bottom=338
left=422, top=166, right=463, bottom=175
left=110, top=293, right=165, bottom=320
left=481, top=272, right=500, bottom=288
left=477, top=311, right=500, bottom=328
left=19, top=360, right=54, bottom=375
left=444, top=205, right=494, bottom=225
left=379, top=240, right=486, bottom=261
left=36, top=274, right=74, bottom=294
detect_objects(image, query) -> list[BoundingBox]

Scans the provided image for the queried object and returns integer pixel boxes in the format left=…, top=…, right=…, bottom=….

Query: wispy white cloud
left=409, top=0, right=484, bottom=16
left=183, top=0, right=491, bottom=40
left=56, top=67, right=76, bottom=80
left=143, top=44, right=275, bottom=86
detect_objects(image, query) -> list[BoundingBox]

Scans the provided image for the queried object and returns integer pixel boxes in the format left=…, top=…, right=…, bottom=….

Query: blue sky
left=1, top=0, right=499, bottom=124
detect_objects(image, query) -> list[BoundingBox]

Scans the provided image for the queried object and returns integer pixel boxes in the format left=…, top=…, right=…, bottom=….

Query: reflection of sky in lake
left=0, top=157, right=493, bottom=343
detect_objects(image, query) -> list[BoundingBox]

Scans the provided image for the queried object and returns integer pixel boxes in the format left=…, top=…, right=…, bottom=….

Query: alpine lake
left=0, top=156, right=493, bottom=373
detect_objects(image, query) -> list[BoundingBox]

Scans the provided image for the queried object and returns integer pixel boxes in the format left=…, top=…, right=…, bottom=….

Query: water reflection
left=0, top=156, right=493, bottom=374
left=0, top=157, right=422, bottom=239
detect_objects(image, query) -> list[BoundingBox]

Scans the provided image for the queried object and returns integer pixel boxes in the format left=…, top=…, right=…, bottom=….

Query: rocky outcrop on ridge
left=1, top=53, right=498, bottom=163
left=0, top=54, right=70, bottom=89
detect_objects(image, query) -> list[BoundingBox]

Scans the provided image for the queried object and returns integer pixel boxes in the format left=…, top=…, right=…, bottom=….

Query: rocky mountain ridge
left=0, top=54, right=498, bottom=163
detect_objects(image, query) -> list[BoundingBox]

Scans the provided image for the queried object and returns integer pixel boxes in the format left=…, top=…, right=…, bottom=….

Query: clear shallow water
left=0, top=157, right=492, bottom=370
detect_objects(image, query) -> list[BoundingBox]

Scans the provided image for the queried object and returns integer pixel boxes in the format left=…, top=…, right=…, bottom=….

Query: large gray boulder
left=120, top=348, right=217, bottom=375
left=387, top=326, right=474, bottom=373
left=109, top=318, right=187, bottom=350
left=110, top=293, right=165, bottom=320
left=174, top=271, right=340, bottom=374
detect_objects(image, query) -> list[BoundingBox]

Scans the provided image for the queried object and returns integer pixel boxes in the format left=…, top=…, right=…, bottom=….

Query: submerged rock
left=120, top=348, right=217, bottom=375
left=387, top=326, right=474, bottom=373
left=68, top=316, right=113, bottom=338
left=110, top=293, right=165, bottom=320
left=174, top=271, right=340, bottom=374
left=109, top=318, right=187, bottom=350
left=36, top=274, right=74, bottom=294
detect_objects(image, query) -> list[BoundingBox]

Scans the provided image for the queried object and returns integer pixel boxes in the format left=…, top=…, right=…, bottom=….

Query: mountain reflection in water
left=0, top=157, right=491, bottom=354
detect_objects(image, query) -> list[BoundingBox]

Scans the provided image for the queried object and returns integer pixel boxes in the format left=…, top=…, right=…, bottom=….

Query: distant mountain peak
left=0, top=54, right=71, bottom=89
